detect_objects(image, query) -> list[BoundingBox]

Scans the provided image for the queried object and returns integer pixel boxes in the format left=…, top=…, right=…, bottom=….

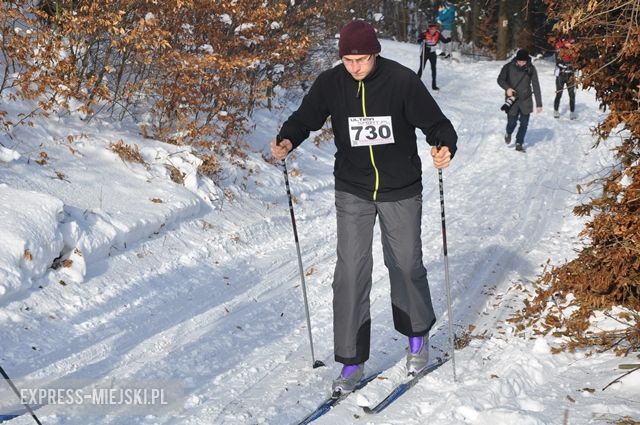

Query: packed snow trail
left=1, top=40, right=632, bottom=425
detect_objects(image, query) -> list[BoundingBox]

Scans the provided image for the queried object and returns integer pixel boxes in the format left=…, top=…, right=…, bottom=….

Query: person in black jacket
left=497, top=49, right=542, bottom=152
left=270, top=20, right=457, bottom=396
left=553, top=37, right=577, bottom=119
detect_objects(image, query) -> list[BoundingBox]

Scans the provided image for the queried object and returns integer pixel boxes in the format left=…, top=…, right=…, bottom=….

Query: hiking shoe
left=570, top=111, right=576, bottom=120
left=406, top=336, right=429, bottom=375
left=331, top=363, right=364, bottom=397
left=515, top=143, right=525, bottom=152
left=504, top=133, right=512, bottom=144
left=432, top=85, right=440, bottom=91
left=554, top=110, right=560, bottom=118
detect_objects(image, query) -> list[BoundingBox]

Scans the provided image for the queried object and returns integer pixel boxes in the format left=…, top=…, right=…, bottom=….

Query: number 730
left=351, top=124, right=392, bottom=140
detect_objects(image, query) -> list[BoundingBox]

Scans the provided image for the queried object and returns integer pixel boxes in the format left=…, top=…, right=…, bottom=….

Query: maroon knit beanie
left=338, top=20, right=381, bottom=57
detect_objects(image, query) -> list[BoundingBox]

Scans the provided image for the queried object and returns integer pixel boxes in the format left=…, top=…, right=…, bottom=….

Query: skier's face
left=342, top=54, right=376, bottom=81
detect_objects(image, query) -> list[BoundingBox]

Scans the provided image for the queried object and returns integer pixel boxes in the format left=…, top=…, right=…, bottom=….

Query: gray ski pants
left=333, top=190, right=436, bottom=365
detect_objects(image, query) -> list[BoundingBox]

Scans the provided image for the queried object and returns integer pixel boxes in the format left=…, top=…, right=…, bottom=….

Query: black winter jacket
left=279, top=56, right=457, bottom=202
left=497, top=59, right=542, bottom=115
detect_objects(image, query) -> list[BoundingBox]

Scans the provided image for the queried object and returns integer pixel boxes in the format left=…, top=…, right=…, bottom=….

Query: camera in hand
left=501, top=94, right=517, bottom=112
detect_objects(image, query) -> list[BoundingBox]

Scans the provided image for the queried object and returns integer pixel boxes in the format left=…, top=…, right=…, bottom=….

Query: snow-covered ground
left=1, top=39, right=638, bottom=425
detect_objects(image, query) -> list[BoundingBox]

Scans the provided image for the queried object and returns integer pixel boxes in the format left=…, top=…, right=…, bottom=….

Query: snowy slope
left=0, top=39, right=638, bottom=425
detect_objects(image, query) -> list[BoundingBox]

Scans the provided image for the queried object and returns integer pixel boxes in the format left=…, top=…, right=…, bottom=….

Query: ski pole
left=437, top=163, right=457, bottom=382
left=276, top=135, right=325, bottom=369
left=0, top=365, right=42, bottom=425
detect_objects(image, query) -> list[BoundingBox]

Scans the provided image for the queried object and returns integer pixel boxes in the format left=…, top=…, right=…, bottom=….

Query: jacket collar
left=510, top=58, right=531, bottom=70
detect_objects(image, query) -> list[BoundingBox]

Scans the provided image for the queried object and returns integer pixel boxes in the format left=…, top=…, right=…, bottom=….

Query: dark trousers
left=417, top=48, right=437, bottom=89
left=506, top=111, right=530, bottom=145
left=332, top=191, right=435, bottom=365
left=553, top=73, right=576, bottom=112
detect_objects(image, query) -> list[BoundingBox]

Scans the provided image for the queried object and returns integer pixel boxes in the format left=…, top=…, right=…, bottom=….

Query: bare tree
left=496, top=0, right=509, bottom=59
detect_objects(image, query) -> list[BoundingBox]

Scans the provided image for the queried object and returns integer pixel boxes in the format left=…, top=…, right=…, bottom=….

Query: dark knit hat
left=338, top=20, right=381, bottom=57
left=515, top=49, right=530, bottom=61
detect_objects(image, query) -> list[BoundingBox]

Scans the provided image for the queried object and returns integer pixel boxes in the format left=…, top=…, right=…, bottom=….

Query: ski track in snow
left=1, top=40, right=632, bottom=425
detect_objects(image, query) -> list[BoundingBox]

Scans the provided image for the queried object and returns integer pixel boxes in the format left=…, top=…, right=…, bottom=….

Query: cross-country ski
left=295, top=371, right=381, bottom=425
left=361, top=358, right=449, bottom=415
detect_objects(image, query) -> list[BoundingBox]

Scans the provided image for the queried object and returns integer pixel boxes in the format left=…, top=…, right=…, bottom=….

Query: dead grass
left=108, top=139, right=145, bottom=164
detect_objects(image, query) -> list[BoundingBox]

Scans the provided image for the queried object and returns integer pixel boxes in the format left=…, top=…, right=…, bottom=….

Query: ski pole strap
left=275, top=134, right=288, bottom=167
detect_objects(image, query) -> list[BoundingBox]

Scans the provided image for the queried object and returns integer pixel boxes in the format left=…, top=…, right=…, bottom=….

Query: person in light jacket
left=436, top=1, right=456, bottom=57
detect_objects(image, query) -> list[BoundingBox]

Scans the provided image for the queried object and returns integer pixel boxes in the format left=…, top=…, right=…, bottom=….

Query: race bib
left=348, top=116, right=395, bottom=147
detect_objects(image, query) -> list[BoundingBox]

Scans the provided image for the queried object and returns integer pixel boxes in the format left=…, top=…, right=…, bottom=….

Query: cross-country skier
left=417, top=23, right=451, bottom=91
left=270, top=20, right=458, bottom=396
left=553, top=36, right=577, bottom=120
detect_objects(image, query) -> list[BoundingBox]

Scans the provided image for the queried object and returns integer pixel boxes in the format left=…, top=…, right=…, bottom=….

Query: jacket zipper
left=358, top=80, right=380, bottom=201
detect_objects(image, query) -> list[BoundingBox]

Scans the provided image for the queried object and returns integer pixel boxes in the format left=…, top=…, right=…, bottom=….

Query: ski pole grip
left=276, top=134, right=283, bottom=146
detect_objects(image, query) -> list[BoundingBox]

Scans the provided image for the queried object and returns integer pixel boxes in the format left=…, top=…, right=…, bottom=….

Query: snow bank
left=0, top=185, right=64, bottom=297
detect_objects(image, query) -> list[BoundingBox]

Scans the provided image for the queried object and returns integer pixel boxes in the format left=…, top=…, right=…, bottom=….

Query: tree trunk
left=496, top=0, right=509, bottom=59
left=462, top=0, right=472, bottom=43
left=471, top=0, right=480, bottom=46
left=512, top=0, right=532, bottom=51
left=395, top=0, right=408, bottom=41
